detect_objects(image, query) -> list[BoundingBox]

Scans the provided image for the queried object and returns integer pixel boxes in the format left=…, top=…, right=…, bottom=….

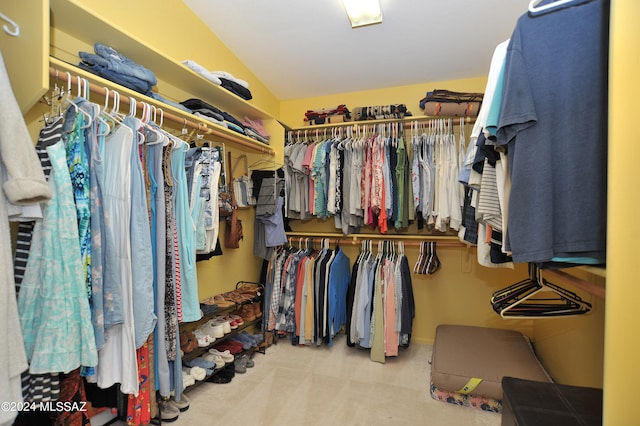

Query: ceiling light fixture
left=342, top=0, right=383, bottom=28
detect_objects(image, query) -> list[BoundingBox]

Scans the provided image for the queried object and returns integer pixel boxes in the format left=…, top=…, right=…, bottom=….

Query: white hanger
left=528, top=0, right=577, bottom=13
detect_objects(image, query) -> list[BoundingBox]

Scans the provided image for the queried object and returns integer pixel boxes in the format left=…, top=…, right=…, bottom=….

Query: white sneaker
left=201, top=353, right=225, bottom=369
left=193, top=329, right=215, bottom=347
left=214, top=316, right=232, bottom=334
left=202, top=320, right=224, bottom=338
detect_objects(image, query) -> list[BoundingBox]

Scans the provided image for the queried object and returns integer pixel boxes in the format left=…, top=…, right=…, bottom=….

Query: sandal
left=213, top=294, right=235, bottom=308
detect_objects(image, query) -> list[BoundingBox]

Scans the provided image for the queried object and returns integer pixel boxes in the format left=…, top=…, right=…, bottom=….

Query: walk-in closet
left=1, top=0, right=637, bottom=425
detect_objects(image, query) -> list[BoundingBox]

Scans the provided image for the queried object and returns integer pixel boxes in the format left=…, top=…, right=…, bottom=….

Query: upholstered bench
left=430, top=324, right=552, bottom=412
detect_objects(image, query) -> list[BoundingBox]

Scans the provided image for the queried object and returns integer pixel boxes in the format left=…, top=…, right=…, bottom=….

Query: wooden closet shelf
left=48, top=59, right=275, bottom=156
left=50, top=0, right=274, bottom=121
left=544, top=268, right=606, bottom=300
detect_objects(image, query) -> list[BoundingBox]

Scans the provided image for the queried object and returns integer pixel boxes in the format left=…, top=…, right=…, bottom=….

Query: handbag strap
left=227, top=151, right=238, bottom=209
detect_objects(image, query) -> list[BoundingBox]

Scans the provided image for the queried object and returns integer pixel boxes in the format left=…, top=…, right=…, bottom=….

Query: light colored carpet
left=165, top=336, right=502, bottom=426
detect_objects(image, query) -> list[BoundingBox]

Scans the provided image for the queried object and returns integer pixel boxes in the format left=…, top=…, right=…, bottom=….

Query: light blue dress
left=18, top=140, right=98, bottom=374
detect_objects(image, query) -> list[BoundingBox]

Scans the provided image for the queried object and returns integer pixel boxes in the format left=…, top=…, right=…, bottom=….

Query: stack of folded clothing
left=211, top=70, right=252, bottom=101
left=304, top=105, right=351, bottom=125
left=419, top=89, right=484, bottom=117
left=181, top=59, right=253, bottom=100
left=241, top=117, right=270, bottom=144
left=79, top=43, right=157, bottom=96
left=352, top=104, right=411, bottom=121
left=180, top=98, right=248, bottom=135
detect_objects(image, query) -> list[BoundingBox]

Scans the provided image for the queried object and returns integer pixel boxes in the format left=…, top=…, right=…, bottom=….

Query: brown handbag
left=224, top=151, right=243, bottom=249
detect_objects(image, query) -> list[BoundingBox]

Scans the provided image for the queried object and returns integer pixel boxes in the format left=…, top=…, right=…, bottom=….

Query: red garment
left=126, top=342, right=151, bottom=426
left=55, top=369, right=89, bottom=426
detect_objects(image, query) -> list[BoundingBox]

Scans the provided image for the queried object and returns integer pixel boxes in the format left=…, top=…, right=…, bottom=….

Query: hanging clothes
left=0, top=50, right=53, bottom=426
left=284, top=121, right=466, bottom=236
left=264, top=241, right=351, bottom=346
left=346, top=241, right=415, bottom=362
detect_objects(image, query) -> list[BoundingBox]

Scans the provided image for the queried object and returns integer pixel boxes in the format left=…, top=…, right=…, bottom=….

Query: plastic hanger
left=495, top=264, right=592, bottom=318
left=61, top=74, right=93, bottom=129
left=140, top=102, right=164, bottom=145
left=528, top=0, right=578, bottom=13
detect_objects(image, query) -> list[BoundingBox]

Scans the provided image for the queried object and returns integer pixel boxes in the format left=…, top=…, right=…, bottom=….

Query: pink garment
left=362, top=138, right=374, bottom=226
left=371, top=136, right=384, bottom=216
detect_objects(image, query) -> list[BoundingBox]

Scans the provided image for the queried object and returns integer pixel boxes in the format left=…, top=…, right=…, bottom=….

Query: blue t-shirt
left=496, top=0, right=608, bottom=263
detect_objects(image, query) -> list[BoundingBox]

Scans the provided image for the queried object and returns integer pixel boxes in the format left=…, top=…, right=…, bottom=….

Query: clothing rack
left=287, top=116, right=475, bottom=144
left=285, top=232, right=466, bottom=248
left=288, top=115, right=476, bottom=133
left=48, top=58, right=275, bottom=156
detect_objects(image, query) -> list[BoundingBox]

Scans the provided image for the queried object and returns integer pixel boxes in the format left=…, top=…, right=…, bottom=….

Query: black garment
left=399, top=255, right=415, bottom=343
left=345, top=254, right=361, bottom=347
left=389, top=142, right=398, bottom=224
left=219, top=77, right=253, bottom=100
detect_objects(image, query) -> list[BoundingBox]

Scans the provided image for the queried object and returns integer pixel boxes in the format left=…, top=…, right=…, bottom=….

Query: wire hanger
left=0, top=12, right=19, bottom=36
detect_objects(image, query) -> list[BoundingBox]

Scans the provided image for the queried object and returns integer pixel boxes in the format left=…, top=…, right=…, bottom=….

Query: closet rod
left=289, top=115, right=476, bottom=132
left=48, top=62, right=275, bottom=156
left=286, top=236, right=464, bottom=248
left=544, top=268, right=606, bottom=300
left=286, top=232, right=465, bottom=247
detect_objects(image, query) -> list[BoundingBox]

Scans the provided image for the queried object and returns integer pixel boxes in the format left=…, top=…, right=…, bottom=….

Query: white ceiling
left=182, top=0, right=531, bottom=101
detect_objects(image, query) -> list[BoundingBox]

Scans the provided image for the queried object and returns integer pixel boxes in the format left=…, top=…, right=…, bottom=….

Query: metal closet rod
left=285, top=232, right=465, bottom=247
left=48, top=66, right=275, bottom=156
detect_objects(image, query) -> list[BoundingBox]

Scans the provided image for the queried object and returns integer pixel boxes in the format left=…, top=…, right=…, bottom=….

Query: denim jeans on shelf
left=78, top=61, right=154, bottom=95
left=91, top=43, right=157, bottom=85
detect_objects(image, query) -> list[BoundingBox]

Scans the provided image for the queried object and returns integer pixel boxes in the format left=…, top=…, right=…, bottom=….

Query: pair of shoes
left=237, top=283, right=261, bottom=297
left=212, top=294, right=235, bottom=308
left=221, top=314, right=243, bottom=329
left=208, top=348, right=235, bottom=363
left=181, top=369, right=196, bottom=389
left=197, top=320, right=224, bottom=339
left=206, top=362, right=235, bottom=384
left=252, top=302, right=262, bottom=318
left=260, top=331, right=275, bottom=349
left=239, top=353, right=254, bottom=368
left=185, top=357, right=216, bottom=371
left=231, top=335, right=254, bottom=351
left=235, top=355, right=248, bottom=374
left=212, top=316, right=232, bottom=334
left=193, top=329, right=216, bottom=347
left=239, top=304, right=256, bottom=322
left=183, top=366, right=206, bottom=381
left=200, top=302, right=218, bottom=316
left=240, top=331, right=263, bottom=346
left=201, top=352, right=225, bottom=369
left=159, top=398, right=180, bottom=422
left=213, top=339, right=244, bottom=354
left=169, top=394, right=190, bottom=412
left=179, top=331, right=198, bottom=353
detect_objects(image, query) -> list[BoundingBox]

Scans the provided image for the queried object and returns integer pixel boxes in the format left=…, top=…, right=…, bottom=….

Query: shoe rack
left=179, top=281, right=266, bottom=389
